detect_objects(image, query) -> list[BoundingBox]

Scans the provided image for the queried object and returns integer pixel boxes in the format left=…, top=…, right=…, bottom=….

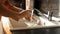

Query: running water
left=30, top=10, right=34, bottom=22
left=24, top=9, right=41, bottom=27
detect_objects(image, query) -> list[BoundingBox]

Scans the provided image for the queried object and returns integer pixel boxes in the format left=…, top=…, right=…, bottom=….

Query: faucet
left=33, top=8, right=53, bottom=21
left=48, top=11, right=53, bottom=21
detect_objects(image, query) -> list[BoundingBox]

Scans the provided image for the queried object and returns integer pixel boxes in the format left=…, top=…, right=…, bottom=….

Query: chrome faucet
left=48, top=11, right=53, bottom=21
left=33, top=8, right=53, bottom=21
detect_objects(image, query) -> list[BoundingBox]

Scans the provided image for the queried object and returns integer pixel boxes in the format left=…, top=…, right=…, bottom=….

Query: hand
left=18, top=10, right=32, bottom=20
left=0, top=0, right=32, bottom=21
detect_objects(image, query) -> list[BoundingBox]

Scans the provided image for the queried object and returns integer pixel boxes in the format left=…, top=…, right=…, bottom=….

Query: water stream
left=30, top=10, right=34, bottom=22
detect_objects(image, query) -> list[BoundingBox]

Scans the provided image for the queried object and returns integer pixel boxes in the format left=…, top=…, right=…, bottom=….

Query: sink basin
left=1, top=16, right=60, bottom=30
left=9, top=15, right=59, bottom=29
left=9, top=16, right=42, bottom=28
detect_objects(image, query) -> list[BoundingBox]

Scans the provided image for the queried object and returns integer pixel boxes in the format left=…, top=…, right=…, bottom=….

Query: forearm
left=0, top=1, right=22, bottom=21
left=0, top=6, right=31, bottom=21
left=0, top=0, right=32, bottom=21
left=0, top=9, right=19, bottom=21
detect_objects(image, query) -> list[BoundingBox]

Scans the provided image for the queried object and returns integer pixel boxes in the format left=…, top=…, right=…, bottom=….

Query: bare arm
left=0, top=0, right=32, bottom=21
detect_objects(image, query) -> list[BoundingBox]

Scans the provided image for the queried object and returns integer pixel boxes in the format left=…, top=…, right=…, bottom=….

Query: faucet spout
left=48, top=11, right=53, bottom=21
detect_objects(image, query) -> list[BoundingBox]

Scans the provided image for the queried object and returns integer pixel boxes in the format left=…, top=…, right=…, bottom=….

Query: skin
left=0, top=0, right=32, bottom=21
left=0, top=0, right=35, bottom=34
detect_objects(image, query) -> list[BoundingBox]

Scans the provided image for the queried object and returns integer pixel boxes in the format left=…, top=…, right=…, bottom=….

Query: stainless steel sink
left=1, top=13, right=60, bottom=30
left=9, top=16, right=41, bottom=28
